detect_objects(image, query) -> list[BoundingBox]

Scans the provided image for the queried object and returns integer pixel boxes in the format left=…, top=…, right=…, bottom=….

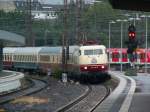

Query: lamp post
left=124, top=13, right=141, bottom=26
left=44, top=29, right=49, bottom=46
left=116, top=19, right=128, bottom=72
left=140, top=15, right=150, bottom=73
left=108, top=20, right=116, bottom=71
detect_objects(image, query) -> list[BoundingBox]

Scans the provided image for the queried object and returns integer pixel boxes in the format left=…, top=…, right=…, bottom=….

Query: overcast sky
left=42, top=0, right=94, bottom=4
left=0, top=0, right=94, bottom=4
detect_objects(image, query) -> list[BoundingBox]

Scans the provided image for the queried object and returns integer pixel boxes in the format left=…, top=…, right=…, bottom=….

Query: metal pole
left=108, top=23, right=111, bottom=71
left=134, top=18, right=136, bottom=26
left=62, top=0, right=68, bottom=73
left=76, top=0, right=82, bottom=44
left=145, top=17, right=148, bottom=73
left=26, top=0, right=33, bottom=46
left=0, top=41, right=3, bottom=72
left=44, top=30, right=48, bottom=45
left=120, top=22, right=123, bottom=72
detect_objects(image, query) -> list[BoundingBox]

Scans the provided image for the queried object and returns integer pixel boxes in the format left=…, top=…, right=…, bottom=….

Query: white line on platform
left=119, top=75, right=136, bottom=112
left=93, top=71, right=127, bottom=112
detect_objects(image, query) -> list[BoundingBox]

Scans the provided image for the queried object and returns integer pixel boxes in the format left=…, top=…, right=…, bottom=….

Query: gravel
left=1, top=76, right=87, bottom=112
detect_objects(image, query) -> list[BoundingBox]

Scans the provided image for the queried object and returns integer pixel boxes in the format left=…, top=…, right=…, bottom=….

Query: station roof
left=0, top=30, right=25, bottom=46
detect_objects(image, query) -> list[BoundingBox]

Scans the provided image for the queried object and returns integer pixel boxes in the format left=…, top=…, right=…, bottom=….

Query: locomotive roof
left=80, top=45, right=106, bottom=50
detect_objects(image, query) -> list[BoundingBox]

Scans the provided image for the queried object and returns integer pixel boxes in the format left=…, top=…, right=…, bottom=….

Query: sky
left=42, top=0, right=94, bottom=4
left=0, top=0, right=94, bottom=4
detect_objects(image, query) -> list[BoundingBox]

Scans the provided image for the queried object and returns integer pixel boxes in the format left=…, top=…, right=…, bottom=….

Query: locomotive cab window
left=84, top=49, right=103, bottom=55
left=94, top=49, right=103, bottom=55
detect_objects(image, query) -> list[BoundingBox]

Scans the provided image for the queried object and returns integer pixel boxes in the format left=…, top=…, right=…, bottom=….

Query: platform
left=0, top=70, right=24, bottom=93
left=0, top=30, right=25, bottom=93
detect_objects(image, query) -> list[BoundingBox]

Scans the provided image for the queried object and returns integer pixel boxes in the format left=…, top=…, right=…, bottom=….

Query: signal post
left=127, top=24, right=137, bottom=68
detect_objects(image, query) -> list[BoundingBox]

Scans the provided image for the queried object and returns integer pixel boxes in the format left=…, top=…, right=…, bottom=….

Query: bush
left=53, top=68, right=63, bottom=79
left=125, top=68, right=137, bottom=76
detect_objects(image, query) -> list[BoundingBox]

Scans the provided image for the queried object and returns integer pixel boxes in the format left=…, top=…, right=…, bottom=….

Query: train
left=108, top=48, right=150, bottom=64
left=108, top=48, right=150, bottom=71
left=3, top=45, right=108, bottom=75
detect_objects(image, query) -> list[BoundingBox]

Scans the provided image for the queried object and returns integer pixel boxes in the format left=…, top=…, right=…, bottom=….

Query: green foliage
left=53, top=68, right=63, bottom=79
left=125, top=68, right=137, bottom=76
left=1, top=1, right=150, bottom=47
left=80, top=2, right=124, bottom=46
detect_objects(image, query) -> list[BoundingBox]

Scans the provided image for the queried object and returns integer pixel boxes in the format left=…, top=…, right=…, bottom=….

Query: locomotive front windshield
left=84, top=49, right=103, bottom=55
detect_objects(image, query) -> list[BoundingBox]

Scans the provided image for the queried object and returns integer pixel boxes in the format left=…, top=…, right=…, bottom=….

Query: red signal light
left=129, top=33, right=132, bottom=37
left=132, top=32, right=135, bottom=37
left=129, top=32, right=135, bottom=39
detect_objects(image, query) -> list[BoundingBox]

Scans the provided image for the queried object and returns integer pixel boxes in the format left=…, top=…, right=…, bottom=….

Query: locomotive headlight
left=101, top=65, right=105, bottom=69
left=84, top=66, right=87, bottom=69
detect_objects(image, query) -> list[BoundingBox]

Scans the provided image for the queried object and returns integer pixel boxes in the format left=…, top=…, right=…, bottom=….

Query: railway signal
left=127, top=24, right=138, bottom=63
left=127, top=41, right=137, bottom=54
left=128, top=24, right=136, bottom=40
left=127, top=24, right=137, bottom=54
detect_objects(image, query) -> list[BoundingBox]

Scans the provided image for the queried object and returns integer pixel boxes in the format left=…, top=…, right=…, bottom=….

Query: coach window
left=4, top=55, right=6, bottom=61
left=24, top=55, right=26, bottom=62
left=54, top=55, right=57, bottom=63
left=23, top=55, right=25, bottom=62
left=26, top=55, right=28, bottom=62
left=10, top=55, right=12, bottom=61
left=7, top=55, right=9, bottom=61
left=122, top=53, right=127, bottom=58
left=17, top=55, right=19, bottom=61
left=57, top=55, right=59, bottom=63
left=22, top=55, right=25, bottom=62
left=6, top=54, right=8, bottom=61
left=25, top=55, right=27, bottom=62
left=112, top=53, right=120, bottom=58
left=140, top=53, right=145, bottom=59
left=30, top=55, right=32, bottom=62
left=49, top=55, right=51, bottom=63
left=20, top=55, right=22, bottom=62
left=33, top=55, right=36, bottom=62
left=3, top=54, right=4, bottom=61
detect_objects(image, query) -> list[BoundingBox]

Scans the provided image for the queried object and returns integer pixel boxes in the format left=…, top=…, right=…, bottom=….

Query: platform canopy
left=109, top=0, right=150, bottom=11
left=0, top=30, right=25, bottom=46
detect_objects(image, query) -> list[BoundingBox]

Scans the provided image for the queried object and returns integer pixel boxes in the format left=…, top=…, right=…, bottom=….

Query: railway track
left=0, top=78, right=47, bottom=104
left=55, top=84, right=111, bottom=112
